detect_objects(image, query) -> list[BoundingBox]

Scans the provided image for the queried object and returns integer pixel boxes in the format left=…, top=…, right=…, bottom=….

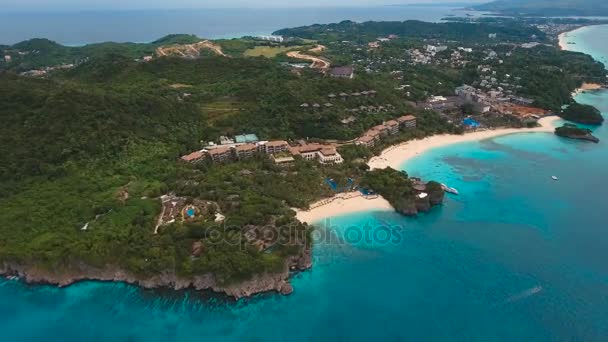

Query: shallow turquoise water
left=561, top=24, right=608, bottom=67
left=3, top=25, right=608, bottom=342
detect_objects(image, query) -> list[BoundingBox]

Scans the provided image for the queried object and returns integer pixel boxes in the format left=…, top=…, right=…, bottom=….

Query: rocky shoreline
left=1, top=248, right=312, bottom=299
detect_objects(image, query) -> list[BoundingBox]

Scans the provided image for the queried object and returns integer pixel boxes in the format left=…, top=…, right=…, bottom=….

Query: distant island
left=555, top=123, right=600, bottom=143
left=474, top=0, right=608, bottom=17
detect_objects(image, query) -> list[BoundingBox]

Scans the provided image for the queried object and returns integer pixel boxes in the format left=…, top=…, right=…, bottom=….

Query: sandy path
left=287, top=51, right=330, bottom=69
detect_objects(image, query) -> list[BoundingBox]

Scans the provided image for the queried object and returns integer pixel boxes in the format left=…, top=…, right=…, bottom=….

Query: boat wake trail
left=499, top=285, right=543, bottom=305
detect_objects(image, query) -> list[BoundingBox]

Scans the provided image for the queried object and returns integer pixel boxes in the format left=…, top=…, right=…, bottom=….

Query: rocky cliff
left=1, top=246, right=312, bottom=299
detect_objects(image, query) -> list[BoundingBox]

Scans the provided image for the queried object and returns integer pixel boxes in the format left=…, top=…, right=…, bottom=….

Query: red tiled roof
left=385, top=120, right=399, bottom=127
left=265, top=140, right=288, bottom=148
left=181, top=150, right=205, bottom=162
left=397, top=115, right=417, bottom=122
left=208, top=146, right=232, bottom=156
left=235, top=143, right=257, bottom=152
left=358, top=135, right=376, bottom=143
left=320, top=147, right=337, bottom=156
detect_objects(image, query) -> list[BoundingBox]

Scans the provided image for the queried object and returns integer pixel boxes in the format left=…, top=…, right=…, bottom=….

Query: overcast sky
left=2, top=0, right=485, bottom=11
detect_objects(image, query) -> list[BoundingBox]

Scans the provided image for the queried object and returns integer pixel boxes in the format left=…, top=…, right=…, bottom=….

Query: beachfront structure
left=329, top=66, right=355, bottom=79
left=356, top=115, right=416, bottom=147
left=397, top=115, right=417, bottom=128
left=385, top=120, right=400, bottom=135
left=356, top=134, right=379, bottom=148
left=181, top=140, right=292, bottom=164
left=370, top=124, right=390, bottom=137
left=290, top=143, right=344, bottom=165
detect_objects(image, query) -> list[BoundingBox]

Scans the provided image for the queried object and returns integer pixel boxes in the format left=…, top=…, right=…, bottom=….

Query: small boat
left=441, top=183, right=460, bottom=195
left=552, top=176, right=558, bottom=181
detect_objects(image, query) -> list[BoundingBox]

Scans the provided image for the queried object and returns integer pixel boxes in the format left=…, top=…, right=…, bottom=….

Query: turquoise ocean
left=2, top=25, right=608, bottom=341
left=0, top=6, right=482, bottom=45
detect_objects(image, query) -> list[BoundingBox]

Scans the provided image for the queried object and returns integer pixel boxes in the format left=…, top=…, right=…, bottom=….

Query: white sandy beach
left=295, top=116, right=561, bottom=224
left=368, top=116, right=560, bottom=170
left=558, top=26, right=587, bottom=50
left=294, top=192, right=393, bottom=224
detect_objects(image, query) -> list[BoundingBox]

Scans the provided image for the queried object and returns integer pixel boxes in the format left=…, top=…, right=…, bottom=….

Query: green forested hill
left=0, top=48, right=452, bottom=284
left=274, top=20, right=547, bottom=43
left=474, top=0, right=608, bottom=16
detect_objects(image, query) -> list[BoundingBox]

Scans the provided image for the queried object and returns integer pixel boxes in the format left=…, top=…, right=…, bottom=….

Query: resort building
left=235, top=143, right=258, bottom=159
left=329, top=66, right=355, bottom=79
left=260, top=140, right=289, bottom=154
left=181, top=139, right=294, bottom=164
left=207, top=146, right=233, bottom=163
left=317, top=147, right=344, bottom=164
left=180, top=150, right=206, bottom=163
left=290, top=143, right=344, bottom=165
left=356, top=134, right=378, bottom=148
left=258, top=35, right=284, bottom=43
left=385, top=120, right=400, bottom=135
left=397, top=115, right=417, bottom=128
left=370, top=124, right=390, bottom=137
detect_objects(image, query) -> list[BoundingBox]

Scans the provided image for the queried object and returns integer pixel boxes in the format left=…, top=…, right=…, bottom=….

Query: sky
left=1, top=0, right=486, bottom=11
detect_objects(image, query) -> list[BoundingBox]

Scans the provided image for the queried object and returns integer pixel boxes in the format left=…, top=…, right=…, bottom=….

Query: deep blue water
left=2, top=23, right=608, bottom=342
left=0, top=6, right=483, bottom=45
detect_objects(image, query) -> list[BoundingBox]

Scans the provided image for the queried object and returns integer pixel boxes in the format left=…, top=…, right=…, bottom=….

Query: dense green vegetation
left=494, top=46, right=606, bottom=110
left=474, top=0, right=608, bottom=17
left=560, top=103, right=605, bottom=124
left=0, top=41, right=454, bottom=285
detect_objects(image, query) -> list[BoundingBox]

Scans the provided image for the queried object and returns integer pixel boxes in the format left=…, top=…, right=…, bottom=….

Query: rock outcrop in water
left=0, top=246, right=311, bottom=299
left=362, top=168, right=444, bottom=217
left=559, top=103, right=604, bottom=125
left=555, top=123, right=600, bottom=143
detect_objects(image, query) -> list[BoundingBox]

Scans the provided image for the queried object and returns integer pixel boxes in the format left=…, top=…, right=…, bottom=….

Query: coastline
left=295, top=116, right=560, bottom=224
left=558, top=26, right=589, bottom=50
left=294, top=191, right=393, bottom=224
left=369, top=116, right=560, bottom=171
left=1, top=246, right=312, bottom=299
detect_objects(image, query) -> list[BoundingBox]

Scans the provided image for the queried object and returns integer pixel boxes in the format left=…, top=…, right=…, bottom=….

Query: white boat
left=441, top=183, right=459, bottom=195
left=552, top=176, right=558, bottom=181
